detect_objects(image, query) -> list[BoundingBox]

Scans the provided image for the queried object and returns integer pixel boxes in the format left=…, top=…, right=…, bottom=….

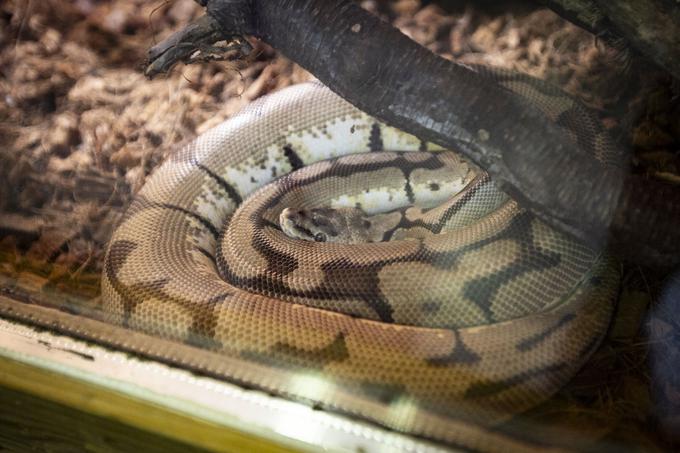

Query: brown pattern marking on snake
left=258, top=152, right=450, bottom=212
left=425, top=211, right=562, bottom=322
left=240, top=332, right=350, bottom=370
left=119, top=193, right=222, bottom=241
left=223, top=200, right=562, bottom=327
left=427, top=330, right=482, bottom=365
left=369, top=122, right=384, bottom=151
left=239, top=153, right=455, bottom=243
left=282, top=144, right=305, bottom=171
left=515, top=313, right=577, bottom=352
left=217, top=153, right=457, bottom=321
left=463, top=362, right=569, bottom=400
left=357, top=381, right=408, bottom=405
left=192, top=158, right=244, bottom=205
left=158, top=202, right=220, bottom=238
left=117, top=193, right=156, bottom=224
left=381, top=174, right=491, bottom=240
left=105, top=239, right=227, bottom=348
left=218, top=237, right=405, bottom=322
left=105, top=240, right=163, bottom=323
left=577, top=334, right=604, bottom=361
left=379, top=214, right=551, bottom=321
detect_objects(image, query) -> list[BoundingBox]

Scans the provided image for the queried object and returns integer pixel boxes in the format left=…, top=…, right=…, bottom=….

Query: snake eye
left=314, top=232, right=327, bottom=242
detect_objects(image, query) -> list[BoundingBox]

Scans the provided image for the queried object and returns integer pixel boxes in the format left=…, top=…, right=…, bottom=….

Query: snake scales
left=103, top=76, right=620, bottom=440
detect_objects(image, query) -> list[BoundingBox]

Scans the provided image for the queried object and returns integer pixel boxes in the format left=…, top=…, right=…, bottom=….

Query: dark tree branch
left=146, top=14, right=251, bottom=76
left=595, top=0, right=680, bottom=80
left=542, top=0, right=680, bottom=79
left=144, top=0, right=680, bottom=268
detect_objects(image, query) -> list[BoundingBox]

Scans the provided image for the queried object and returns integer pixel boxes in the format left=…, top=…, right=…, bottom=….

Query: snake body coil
left=103, top=82, right=619, bottom=439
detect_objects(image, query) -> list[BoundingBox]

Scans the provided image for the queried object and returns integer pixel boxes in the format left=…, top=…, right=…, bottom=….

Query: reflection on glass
left=0, top=1, right=677, bottom=451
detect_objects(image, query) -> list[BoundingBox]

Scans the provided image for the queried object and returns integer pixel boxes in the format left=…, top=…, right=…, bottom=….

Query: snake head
left=280, top=207, right=373, bottom=244
left=279, top=206, right=405, bottom=244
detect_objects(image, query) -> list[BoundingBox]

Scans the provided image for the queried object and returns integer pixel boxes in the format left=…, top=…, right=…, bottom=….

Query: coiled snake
left=103, top=78, right=620, bottom=441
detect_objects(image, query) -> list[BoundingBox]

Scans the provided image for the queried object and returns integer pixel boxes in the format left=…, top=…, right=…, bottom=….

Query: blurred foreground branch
left=144, top=0, right=680, bottom=268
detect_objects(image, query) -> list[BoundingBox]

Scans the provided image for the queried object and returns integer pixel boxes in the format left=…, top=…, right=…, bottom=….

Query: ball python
left=103, top=79, right=620, bottom=442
